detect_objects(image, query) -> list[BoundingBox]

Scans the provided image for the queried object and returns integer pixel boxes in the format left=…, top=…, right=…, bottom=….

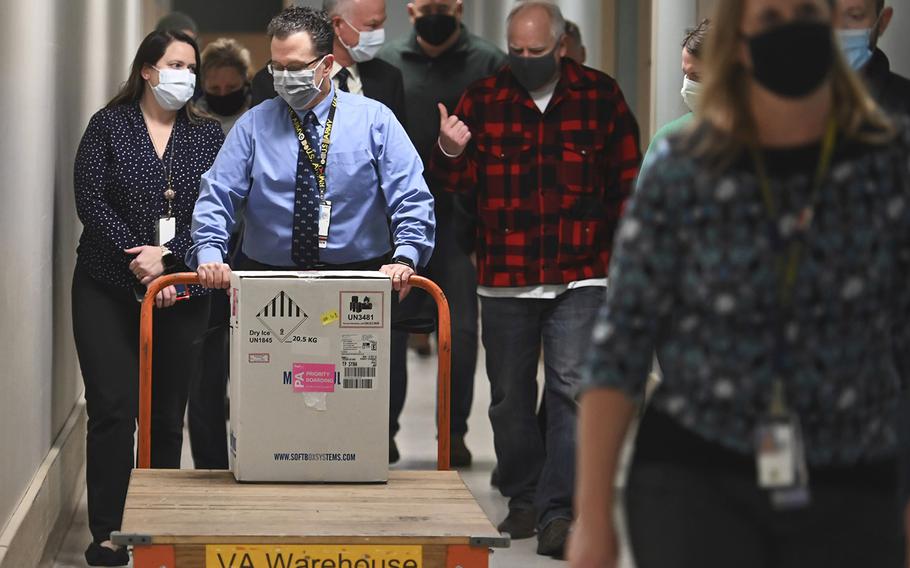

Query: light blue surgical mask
left=340, top=17, right=385, bottom=63
left=836, top=28, right=874, bottom=70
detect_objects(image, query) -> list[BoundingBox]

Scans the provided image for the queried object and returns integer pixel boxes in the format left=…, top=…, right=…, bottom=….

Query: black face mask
left=747, top=21, right=834, bottom=99
left=509, top=46, right=560, bottom=92
left=205, top=86, right=248, bottom=117
left=415, top=14, right=458, bottom=46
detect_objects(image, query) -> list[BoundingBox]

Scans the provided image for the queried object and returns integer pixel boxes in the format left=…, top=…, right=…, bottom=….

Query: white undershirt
left=331, top=61, right=363, bottom=96
left=477, top=279, right=608, bottom=300
left=529, top=76, right=559, bottom=112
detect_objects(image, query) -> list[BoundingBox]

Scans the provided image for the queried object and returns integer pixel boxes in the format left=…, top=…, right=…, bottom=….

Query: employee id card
left=755, top=414, right=811, bottom=509
left=157, top=216, right=176, bottom=246
left=318, top=200, right=332, bottom=249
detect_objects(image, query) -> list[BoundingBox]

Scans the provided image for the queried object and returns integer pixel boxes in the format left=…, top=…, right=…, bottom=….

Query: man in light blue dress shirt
left=188, top=7, right=435, bottom=298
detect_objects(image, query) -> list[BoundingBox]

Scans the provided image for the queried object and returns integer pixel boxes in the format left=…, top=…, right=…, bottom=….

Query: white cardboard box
left=228, top=271, right=391, bottom=483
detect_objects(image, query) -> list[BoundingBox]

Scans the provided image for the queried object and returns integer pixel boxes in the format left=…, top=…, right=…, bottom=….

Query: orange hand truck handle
left=138, top=272, right=452, bottom=471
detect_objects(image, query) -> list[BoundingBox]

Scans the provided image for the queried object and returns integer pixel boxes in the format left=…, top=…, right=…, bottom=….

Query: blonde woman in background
left=197, top=38, right=252, bottom=134
left=570, top=0, right=910, bottom=566
left=187, top=37, right=253, bottom=470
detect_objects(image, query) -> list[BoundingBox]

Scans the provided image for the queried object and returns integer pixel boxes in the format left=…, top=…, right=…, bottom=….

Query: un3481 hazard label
left=340, top=291, right=384, bottom=328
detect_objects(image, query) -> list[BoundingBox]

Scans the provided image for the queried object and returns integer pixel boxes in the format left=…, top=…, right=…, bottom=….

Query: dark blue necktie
left=336, top=67, right=351, bottom=93
left=291, top=111, right=321, bottom=268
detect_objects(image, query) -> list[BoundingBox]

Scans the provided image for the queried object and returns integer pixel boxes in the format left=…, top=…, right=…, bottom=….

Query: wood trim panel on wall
left=601, top=0, right=617, bottom=76
left=697, top=0, right=718, bottom=21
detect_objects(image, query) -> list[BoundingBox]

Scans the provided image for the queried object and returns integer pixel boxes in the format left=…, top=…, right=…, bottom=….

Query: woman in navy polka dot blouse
left=71, top=30, right=223, bottom=567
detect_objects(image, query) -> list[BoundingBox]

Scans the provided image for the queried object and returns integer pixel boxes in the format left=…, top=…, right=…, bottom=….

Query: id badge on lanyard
left=157, top=216, right=176, bottom=246
left=318, top=200, right=332, bottom=249
left=749, top=118, right=838, bottom=511
left=755, top=411, right=810, bottom=509
left=291, top=96, right=338, bottom=251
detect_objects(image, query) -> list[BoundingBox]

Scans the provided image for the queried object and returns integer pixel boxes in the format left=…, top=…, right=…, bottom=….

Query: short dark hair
left=565, top=20, right=583, bottom=45
left=681, top=18, right=711, bottom=58
left=876, top=0, right=885, bottom=14
left=267, top=7, right=334, bottom=57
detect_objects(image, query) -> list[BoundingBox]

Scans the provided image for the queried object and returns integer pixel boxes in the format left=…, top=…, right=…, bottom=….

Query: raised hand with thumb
left=437, top=103, right=471, bottom=157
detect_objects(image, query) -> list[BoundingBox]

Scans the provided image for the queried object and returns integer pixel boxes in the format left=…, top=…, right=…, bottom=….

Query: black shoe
left=389, top=437, right=400, bottom=464
left=537, top=518, right=571, bottom=558
left=85, top=542, right=130, bottom=567
left=490, top=466, right=500, bottom=488
left=450, top=435, right=472, bottom=468
left=497, top=508, right=537, bottom=540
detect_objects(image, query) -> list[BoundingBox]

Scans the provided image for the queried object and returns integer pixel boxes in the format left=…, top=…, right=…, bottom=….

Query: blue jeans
left=481, top=287, right=605, bottom=528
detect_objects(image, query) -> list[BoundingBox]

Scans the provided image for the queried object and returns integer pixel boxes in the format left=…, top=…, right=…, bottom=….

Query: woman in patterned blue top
left=570, top=0, right=910, bottom=567
left=72, top=30, right=223, bottom=567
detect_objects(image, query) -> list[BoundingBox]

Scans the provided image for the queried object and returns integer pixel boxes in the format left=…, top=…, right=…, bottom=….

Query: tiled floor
left=52, top=341, right=635, bottom=567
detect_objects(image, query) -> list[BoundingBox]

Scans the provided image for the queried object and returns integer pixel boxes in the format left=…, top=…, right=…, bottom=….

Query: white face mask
left=680, top=75, right=701, bottom=112
left=151, top=67, right=196, bottom=111
left=340, top=17, right=385, bottom=63
left=273, top=57, right=328, bottom=112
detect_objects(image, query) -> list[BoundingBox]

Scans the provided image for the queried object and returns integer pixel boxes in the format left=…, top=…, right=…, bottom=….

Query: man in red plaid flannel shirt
left=431, top=0, right=640, bottom=557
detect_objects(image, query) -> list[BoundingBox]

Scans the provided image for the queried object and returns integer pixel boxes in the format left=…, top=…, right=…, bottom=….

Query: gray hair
left=267, top=7, right=335, bottom=57
left=507, top=0, right=566, bottom=43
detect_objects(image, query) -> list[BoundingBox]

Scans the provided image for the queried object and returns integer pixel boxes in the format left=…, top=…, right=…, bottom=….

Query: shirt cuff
left=393, top=244, right=420, bottom=269
left=194, top=246, right=225, bottom=269
left=437, top=138, right=463, bottom=159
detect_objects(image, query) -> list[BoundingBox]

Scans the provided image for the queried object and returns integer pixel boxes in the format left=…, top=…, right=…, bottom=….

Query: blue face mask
left=836, top=28, right=874, bottom=70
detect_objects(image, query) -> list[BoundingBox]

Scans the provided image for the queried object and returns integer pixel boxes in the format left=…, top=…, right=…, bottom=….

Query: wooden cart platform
left=113, top=469, right=508, bottom=567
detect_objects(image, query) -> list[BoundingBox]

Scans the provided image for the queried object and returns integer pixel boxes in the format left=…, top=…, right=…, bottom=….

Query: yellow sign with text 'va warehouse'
left=206, top=545, right=422, bottom=568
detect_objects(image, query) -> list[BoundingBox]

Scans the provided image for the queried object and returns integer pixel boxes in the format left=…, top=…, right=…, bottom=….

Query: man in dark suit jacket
left=251, top=0, right=406, bottom=128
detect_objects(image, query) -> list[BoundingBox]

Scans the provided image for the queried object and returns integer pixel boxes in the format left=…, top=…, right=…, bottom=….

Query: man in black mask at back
left=379, top=0, right=506, bottom=466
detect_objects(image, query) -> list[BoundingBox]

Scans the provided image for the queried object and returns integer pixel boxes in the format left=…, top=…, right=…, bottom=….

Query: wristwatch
left=161, top=246, right=178, bottom=273
left=391, top=256, right=415, bottom=270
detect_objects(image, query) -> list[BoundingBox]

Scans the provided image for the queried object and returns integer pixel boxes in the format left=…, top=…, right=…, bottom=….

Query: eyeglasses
left=267, top=56, right=324, bottom=74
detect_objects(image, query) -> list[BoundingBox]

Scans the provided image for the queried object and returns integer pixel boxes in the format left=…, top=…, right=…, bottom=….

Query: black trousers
left=188, top=289, right=229, bottom=469
left=390, top=205, right=477, bottom=437
left=72, top=266, right=210, bottom=543
left=626, top=413, right=905, bottom=568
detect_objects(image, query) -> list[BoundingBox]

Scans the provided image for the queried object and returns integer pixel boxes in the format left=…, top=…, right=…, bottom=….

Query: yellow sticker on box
left=206, top=544, right=422, bottom=568
left=321, top=309, right=340, bottom=326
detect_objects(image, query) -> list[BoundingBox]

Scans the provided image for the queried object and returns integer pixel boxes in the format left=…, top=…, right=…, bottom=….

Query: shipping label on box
left=228, top=271, right=391, bottom=483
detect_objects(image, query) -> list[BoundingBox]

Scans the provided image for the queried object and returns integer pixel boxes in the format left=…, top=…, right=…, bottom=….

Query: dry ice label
left=341, top=334, right=378, bottom=389
left=339, top=291, right=384, bottom=328
left=256, top=290, right=308, bottom=343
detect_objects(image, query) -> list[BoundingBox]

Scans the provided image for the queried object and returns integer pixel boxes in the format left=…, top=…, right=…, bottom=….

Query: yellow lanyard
left=751, top=118, right=837, bottom=415
left=750, top=117, right=838, bottom=308
left=289, top=95, right=337, bottom=201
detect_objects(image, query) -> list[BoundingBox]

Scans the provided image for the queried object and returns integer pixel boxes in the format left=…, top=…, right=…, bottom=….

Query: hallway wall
left=0, top=0, right=142, bottom=548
